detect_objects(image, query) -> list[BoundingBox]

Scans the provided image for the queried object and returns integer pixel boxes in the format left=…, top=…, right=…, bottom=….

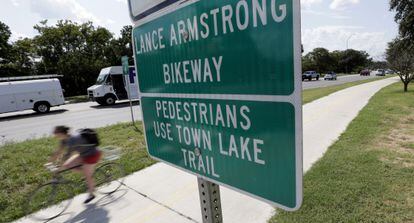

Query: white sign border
left=131, top=0, right=303, bottom=211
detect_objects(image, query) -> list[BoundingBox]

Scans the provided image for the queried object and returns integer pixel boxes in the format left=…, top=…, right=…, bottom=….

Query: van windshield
left=96, top=74, right=108, bottom=85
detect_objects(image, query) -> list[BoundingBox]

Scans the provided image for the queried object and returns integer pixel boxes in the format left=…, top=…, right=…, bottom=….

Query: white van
left=87, top=66, right=138, bottom=105
left=0, top=78, right=65, bottom=114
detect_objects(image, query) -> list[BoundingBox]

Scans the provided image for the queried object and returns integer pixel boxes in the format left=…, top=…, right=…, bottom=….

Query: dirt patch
left=377, top=115, right=414, bottom=166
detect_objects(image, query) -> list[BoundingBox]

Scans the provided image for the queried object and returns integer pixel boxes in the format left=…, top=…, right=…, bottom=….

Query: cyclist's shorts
left=83, top=151, right=102, bottom=164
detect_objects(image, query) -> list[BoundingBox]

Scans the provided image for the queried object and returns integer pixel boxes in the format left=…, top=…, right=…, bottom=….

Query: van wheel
left=104, top=95, right=116, bottom=105
left=34, top=102, right=50, bottom=113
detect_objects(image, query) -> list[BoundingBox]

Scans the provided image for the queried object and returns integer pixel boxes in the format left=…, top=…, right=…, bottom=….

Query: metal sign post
left=122, top=56, right=135, bottom=124
left=198, top=177, right=223, bottom=223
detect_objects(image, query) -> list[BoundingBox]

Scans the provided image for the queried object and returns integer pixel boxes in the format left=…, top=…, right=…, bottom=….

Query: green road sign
left=130, top=0, right=302, bottom=210
left=122, top=56, right=129, bottom=76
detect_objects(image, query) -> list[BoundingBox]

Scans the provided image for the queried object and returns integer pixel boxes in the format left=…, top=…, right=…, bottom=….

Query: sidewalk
left=16, top=77, right=398, bottom=223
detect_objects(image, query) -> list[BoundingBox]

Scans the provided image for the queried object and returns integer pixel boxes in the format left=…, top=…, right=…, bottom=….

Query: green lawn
left=65, top=95, right=89, bottom=104
left=303, top=76, right=391, bottom=104
left=0, top=122, right=154, bottom=223
left=0, top=76, right=397, bottom=222
left=271, top=83, right=414, bottom=222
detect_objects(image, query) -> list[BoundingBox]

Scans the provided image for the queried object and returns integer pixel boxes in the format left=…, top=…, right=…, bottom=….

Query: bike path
left=15, top=77, right=398, bottom=223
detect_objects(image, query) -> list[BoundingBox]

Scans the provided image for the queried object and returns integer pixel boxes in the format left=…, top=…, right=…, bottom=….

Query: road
left=0, top=101, right=142, bottom=145
left=0, top=74, right=380, bottom=145
left=302, top=74, right=379, bottom=90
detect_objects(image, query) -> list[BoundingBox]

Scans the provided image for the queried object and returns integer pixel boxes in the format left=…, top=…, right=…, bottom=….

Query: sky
left=0, top=0, right=398, bottom=61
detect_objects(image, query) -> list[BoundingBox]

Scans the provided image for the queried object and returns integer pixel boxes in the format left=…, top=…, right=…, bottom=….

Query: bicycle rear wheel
left=94, top=162, right=125, bottom=194
left=26, top=182, right=74, bottom=221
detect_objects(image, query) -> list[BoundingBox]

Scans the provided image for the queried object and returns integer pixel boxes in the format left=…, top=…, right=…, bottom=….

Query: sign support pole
left=122, top=56, right=135, bottom=124
left=197, top=177, right=223, bottom=223
left=126, top=76, right=135, bottom=124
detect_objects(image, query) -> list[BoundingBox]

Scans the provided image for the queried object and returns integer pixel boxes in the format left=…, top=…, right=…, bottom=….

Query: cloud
left=106, top=19, right=116, bottom=24
left=10, top=0, right=20, bottom=6
left=330, top=0, right=360, bottom=10
left=114, top=0, right=127, bottom=4
left=301, top=0, right=323, bottom=8
left=302, top=9, right=351, bottom=20
left=302, top=25, right=389, bottom=60
left=31, top=0, right=101, bottom=24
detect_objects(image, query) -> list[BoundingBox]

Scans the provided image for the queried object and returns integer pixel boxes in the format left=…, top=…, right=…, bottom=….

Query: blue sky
left=0, top=0, right=398, bottom=60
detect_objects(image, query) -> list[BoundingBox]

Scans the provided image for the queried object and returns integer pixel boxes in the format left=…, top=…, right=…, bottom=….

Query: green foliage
left=386, top=38, right=414, bottom=92
left=388, top=0, right=414, bottom=92
left=390, top=0, right=414, bottom=42
left=302, top=48, right=371, bottom=74
left=33, top=20, right=115, bottom=96
left=0, top=21, right=12, bottom=62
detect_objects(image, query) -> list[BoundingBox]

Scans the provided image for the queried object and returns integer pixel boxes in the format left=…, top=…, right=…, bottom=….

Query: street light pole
left=346, top=34, right=355, bottom=50
left=345, top=34, right=355, bottom=74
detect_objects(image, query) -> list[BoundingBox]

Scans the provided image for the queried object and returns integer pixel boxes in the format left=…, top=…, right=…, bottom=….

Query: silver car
left=324, top=72, right=337, bottom=81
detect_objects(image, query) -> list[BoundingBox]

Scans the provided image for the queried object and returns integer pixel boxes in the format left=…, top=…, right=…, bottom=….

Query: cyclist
left=49, top=126, right=101, bottom=204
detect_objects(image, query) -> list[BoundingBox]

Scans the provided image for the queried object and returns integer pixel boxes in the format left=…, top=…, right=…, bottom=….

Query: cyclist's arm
left=49, top=144, right=65, bottom=162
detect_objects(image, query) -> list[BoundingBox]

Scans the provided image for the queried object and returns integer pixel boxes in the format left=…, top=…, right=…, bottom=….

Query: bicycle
left=25, top=146, right=125, bottom=221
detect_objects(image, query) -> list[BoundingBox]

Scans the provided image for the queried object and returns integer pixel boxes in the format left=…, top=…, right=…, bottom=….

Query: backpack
left=79, top=128, right=99, bottom=146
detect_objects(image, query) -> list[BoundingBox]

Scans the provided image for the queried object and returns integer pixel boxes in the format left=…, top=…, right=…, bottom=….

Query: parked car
left=0, top=76, right=65, bottom=114
left=324, top=71, right=337, bottom=81
left=385, top=69, right=394, bottom=75
left=302, top=71, right=320, bottom=81
left=360, top=69, right=370, bottom=76
left=375, top=69, right=386, bottom=76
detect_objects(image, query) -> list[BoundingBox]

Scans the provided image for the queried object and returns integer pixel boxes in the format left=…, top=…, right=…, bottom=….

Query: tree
left=0, top=21, right=14, bottom=77
left=0, top=21, right=12, bottom=61
left=302, top=48, right=371, bottom=74
left=304, top=48, right=335, bottom=73
left=106, top=25, right=133, bottom=65
left=390, top=0, right=414, bottom=43
left=11, top=38, right=36, bottom=75
left=33, top=20, right=115, bottom=96
left=386, top=38, right=414, bottom=92
left=331, top=49, right=371, bottom=73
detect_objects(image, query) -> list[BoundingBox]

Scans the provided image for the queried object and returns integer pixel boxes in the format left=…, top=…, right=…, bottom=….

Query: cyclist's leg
left=82, top=163, right=97, bottom=194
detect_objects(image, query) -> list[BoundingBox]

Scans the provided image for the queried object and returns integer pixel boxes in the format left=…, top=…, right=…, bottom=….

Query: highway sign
left=130, top=0, right=302, bottom=211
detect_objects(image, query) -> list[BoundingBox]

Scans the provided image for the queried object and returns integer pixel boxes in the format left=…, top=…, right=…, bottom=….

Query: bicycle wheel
left=26, top=182, right=74, bottom=221
left=94, top=162, right=125, bottom=194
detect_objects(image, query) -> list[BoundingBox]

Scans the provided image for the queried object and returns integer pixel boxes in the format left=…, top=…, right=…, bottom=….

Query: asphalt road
left=302, top=74, right=380, bottom=90
left=0, top=74, right=381, bottom=145
left=0, top=101, right=142, bottom=145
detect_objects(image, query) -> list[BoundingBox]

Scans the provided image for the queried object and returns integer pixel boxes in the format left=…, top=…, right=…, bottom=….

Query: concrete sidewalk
left=16, top=77, right=398, bottom=223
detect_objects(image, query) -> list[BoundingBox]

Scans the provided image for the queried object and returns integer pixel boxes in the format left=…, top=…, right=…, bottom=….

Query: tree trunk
left=404, top=82, right=408, bottom=92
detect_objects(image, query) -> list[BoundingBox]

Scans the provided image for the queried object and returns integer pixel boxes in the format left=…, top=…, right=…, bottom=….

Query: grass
left=303, top=76, right=392, bottom=104
left=271, top=82, right=414, bottom=222
left=0, top=122, right=154, bottom=223
left=65, top=95, right=89, bottom=104
left=0, top=76, right=397, bottom=222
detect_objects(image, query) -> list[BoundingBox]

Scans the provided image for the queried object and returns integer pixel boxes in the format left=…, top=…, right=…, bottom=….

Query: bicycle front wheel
left=94, top=162, right=125, bottom=194
left=26, top=182, right=74, bottom=221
